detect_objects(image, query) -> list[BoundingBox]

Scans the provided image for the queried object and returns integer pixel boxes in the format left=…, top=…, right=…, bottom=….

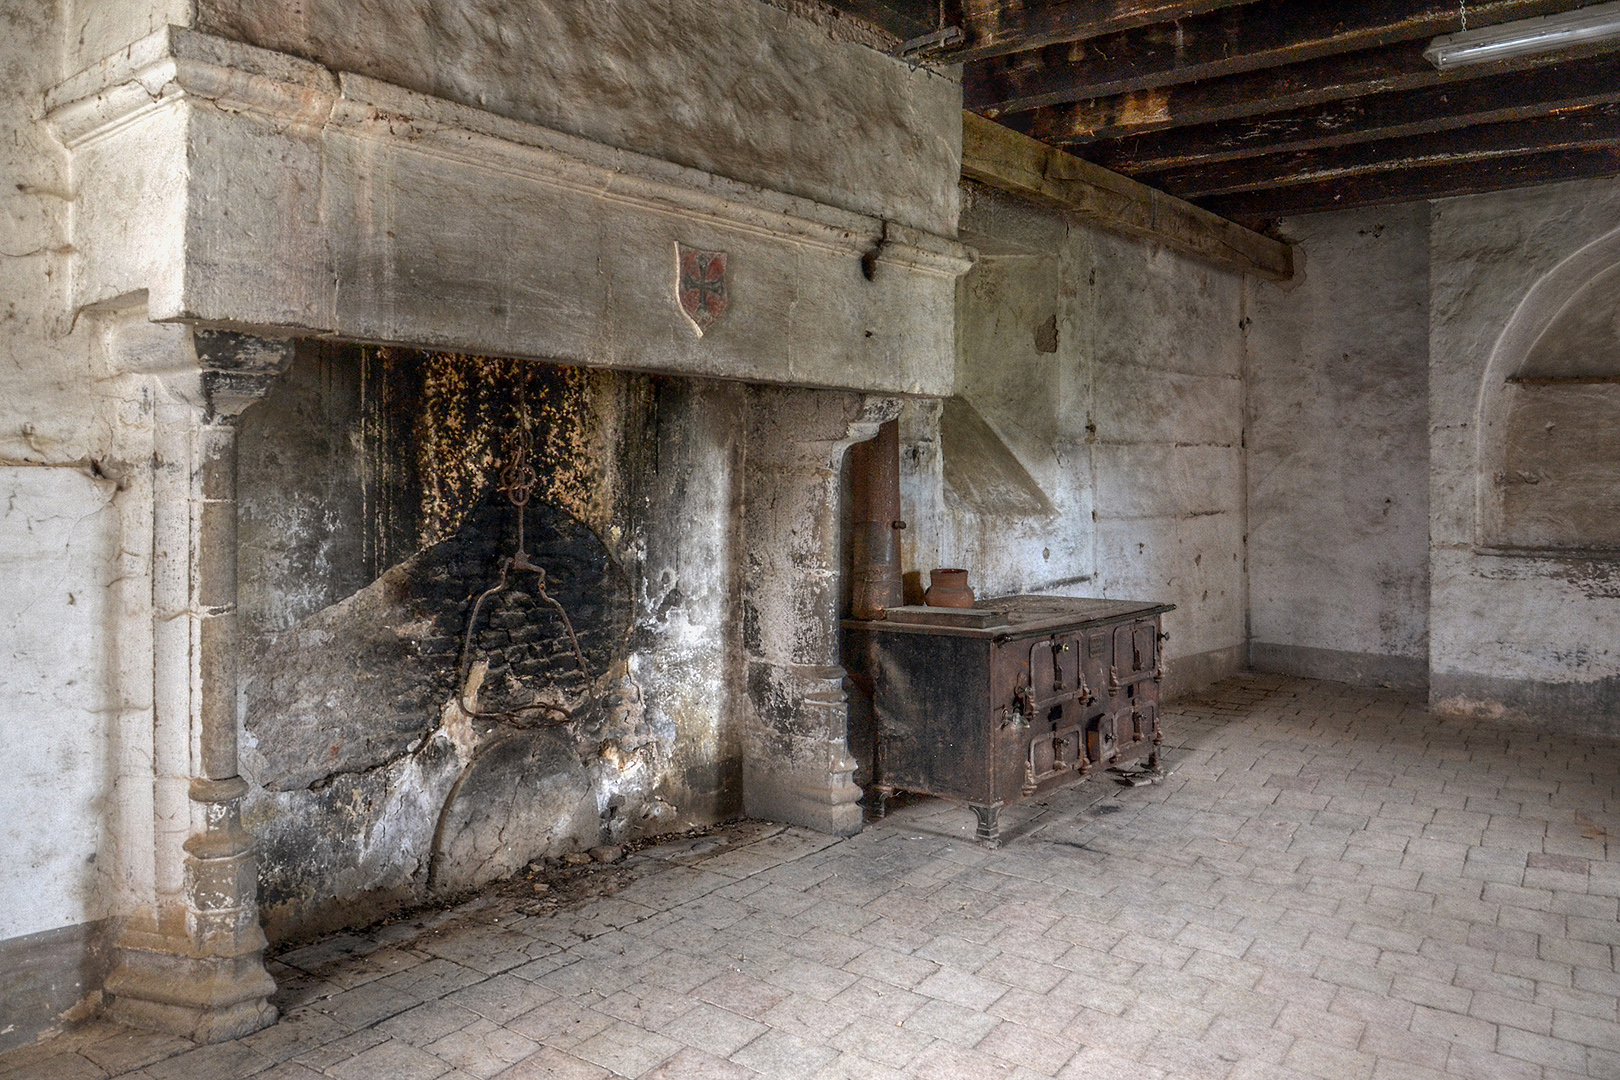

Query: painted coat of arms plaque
left=676, top=243, right=728, bottom=336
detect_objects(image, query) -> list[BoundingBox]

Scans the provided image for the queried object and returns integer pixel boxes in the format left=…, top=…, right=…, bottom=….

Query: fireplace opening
left=235, top=343, right=674, bottom=943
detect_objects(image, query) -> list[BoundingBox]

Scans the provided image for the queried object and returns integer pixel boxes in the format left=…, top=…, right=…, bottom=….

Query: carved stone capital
left=92, top=309, right=295, bottom=422
left=192, top=331, right=297, bottom=421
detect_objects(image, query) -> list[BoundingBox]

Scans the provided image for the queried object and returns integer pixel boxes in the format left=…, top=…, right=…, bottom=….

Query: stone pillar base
left=105, top=944, right=277, bottom=1044
left=743, top=665, right=864, bottom=836
left=744, top=760, right=865, bottom=836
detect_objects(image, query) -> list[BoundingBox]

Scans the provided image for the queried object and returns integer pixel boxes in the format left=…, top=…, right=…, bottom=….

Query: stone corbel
left=100, top=314, right=293, bottom=1043
left=740, top=389, right=901, bottom=835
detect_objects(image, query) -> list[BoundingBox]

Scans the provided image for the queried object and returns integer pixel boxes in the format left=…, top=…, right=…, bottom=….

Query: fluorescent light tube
left=1424, top=1, right=1620, bottom=69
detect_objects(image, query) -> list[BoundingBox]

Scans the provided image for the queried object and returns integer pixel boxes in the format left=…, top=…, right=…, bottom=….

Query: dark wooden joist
left=1153, top=104, right=1620, bottom=198
left=965, top=0, right=1582, bottom=116
left=819, top=0, right=936, bottom=41
left=1084, top=50, right=1620, bottom=175
left=938, top=0, right=1256, bottom=63
left=1196, top=144, right=1620, bottom=220
left=960, top=111, right=1293, bottom=280
left=1018, top=38, right=1620, bottom=146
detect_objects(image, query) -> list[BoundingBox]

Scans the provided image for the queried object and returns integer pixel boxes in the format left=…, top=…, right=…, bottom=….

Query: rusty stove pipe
left=848, top=419, right=905, bottom=620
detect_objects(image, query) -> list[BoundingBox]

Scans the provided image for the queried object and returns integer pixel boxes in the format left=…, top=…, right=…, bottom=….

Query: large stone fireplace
left=37, top=6, right=968, bottom=1042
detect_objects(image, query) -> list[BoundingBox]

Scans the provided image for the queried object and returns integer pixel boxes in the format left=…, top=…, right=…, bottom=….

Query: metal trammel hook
left=454, top=408, right=592, bottom=727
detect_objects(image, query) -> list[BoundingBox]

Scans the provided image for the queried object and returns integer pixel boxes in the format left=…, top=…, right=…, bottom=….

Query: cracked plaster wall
left=925, top=182, right=1250, bottom=698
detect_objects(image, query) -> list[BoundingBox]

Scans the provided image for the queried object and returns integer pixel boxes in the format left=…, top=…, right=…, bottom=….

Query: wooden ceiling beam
left=1083, top=51, right=1620, bottom=175
left=1152, top=104, right=1620, bottom=198
left=965, top=0, right=1582, bottom=117
left=1018, top=38, right=1620, bottom=146
left=1197, top=145, right=1620, bottom=219
left=828, top=0, right=937, bottom=40
left=960, top=110, right=1293, bottom=280
left=940, top=0, right=1256, bottom=63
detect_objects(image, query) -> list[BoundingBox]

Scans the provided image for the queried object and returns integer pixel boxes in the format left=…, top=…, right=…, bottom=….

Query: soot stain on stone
left=400, top=490, right=632, bottom=719
left=365, top=348, right=620, bottom=572
left=244, top=344, right=645, bottom=940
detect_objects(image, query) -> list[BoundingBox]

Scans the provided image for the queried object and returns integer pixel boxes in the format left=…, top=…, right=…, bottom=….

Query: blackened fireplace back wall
left=236, top=342, right=745, bottom=942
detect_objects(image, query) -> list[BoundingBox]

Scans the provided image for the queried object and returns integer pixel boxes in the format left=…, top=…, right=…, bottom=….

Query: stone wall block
left=952, top=183, right=1246, bottom=688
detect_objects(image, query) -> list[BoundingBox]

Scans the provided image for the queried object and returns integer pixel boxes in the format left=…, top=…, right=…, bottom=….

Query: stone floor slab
left=11, top=676, right=1620, bottom=1080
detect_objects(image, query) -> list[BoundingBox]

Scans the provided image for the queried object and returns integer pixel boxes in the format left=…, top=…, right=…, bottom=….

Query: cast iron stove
left=843, top=595, right=1173, bottom=844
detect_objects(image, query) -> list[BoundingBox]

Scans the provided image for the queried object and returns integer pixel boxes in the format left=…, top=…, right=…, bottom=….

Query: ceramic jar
left=923, top=568, right=975, bottom=608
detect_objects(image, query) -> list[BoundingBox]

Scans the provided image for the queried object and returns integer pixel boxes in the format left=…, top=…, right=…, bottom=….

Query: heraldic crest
left=676, top=243, right=728, bottom=336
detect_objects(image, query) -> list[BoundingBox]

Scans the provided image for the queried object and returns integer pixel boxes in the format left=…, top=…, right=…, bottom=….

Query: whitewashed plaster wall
left=931, top=183, right=1250, bottom=698
left=0, top=1, right=115, bottom=941
left=1235, top=186, right=1618, bottom=719
left=1246, top=205, right=1432, bottom=690
left=0, top=468, right=119, bottom=942
left=1430, top=177, right=1620, bottom=728
left=0, top=1, right=146, bottom=1047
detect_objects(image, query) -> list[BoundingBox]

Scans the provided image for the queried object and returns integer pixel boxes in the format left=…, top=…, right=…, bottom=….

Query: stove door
left=1022, top=636, right=1085, bottom=786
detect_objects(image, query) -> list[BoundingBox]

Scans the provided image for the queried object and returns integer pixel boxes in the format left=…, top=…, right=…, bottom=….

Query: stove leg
left=868, top=786, right=895, bottom=820
left=972, top=805, right=1001, bottom=847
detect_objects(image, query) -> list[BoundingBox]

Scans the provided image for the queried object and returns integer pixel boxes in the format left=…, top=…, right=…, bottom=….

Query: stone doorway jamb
left=99, top=313, right=292, bottom=1043
left=740, top=388, right=900, bottom=836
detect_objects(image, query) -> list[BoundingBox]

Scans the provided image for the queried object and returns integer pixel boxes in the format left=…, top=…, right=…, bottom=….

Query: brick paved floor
left=6, top=673, right=1620, bottom=1079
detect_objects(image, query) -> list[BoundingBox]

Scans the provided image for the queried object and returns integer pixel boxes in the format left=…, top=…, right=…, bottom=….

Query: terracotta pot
left=924, top=568, right=975, bottom=608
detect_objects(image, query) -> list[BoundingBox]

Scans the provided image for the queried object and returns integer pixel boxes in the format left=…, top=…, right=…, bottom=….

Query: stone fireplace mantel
left=47, top=26, right=970, bottom=396
left=41, top=20, right=972, bottom=1045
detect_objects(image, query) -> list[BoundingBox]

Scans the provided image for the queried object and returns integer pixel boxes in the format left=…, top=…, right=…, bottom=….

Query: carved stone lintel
left=46, top=29, right=969, bottom=398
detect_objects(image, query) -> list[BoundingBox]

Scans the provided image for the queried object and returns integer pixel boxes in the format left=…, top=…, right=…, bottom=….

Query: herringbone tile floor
left=6, top=673, right=1620, bottom=1079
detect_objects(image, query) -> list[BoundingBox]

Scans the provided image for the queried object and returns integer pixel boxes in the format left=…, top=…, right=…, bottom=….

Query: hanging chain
left=1459, top=0, right=1468, bottom=30
left=499, top=421, right=538, bottom=555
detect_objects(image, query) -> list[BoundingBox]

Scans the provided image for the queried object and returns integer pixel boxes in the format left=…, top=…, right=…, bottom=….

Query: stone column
left=739, top=387, right=899, bottom=835
left=104, top=329, right=292, bottom=1043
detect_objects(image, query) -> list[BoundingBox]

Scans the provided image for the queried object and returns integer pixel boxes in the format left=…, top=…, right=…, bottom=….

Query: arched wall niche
left=1476, top=225, right=1620, bottom=553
